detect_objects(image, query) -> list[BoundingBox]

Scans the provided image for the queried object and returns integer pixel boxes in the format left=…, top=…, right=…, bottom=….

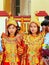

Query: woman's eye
left=9, top=28, right=11, bottom=29
left=12, top=27, right=14, bottom=29
left=34, top=26, right=36, bottom=28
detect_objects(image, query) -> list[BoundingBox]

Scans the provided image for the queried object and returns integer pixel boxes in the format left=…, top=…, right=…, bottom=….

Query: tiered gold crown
left=32, top=16, right=40, bottom=27
left=7, top=16, right=17, bottom=26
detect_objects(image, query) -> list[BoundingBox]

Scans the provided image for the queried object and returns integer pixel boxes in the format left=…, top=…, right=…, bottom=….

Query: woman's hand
left=17, top=46, right=24, bottom=56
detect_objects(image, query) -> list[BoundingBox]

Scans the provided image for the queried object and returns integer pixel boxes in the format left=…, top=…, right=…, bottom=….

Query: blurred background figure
left=41, top=16, right=49, bottom=59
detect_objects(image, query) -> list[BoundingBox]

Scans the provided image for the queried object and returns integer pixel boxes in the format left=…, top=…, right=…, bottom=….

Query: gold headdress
left=7, top=16, right=17, bottom=27
left=31, top=16, right=40, bottom=27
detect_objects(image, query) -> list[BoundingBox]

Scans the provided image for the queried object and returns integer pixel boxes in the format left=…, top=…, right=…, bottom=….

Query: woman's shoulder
left=39, top=31, right=45, bottom=37
left=23, top=34, right=30, bottom=40
left=1, top=32, right=7, bottom=39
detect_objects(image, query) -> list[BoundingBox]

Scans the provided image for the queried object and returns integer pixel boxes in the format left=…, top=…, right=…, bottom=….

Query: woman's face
left=8, top=25, right=17, bottom=35
left=30, top=22, right=38, bottom=34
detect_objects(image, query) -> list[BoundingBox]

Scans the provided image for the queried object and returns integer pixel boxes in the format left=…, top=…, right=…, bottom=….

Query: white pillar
left=20, top=0, right=31, bottom=15
left=0, top=0, right=4, bottom=10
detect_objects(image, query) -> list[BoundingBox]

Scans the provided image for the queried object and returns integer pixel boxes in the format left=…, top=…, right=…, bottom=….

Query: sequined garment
left=1, top=33, right=27, bottom=65
left=1, top=35, right=19, bottom=65
left=24, top=32, right=45, bottom=65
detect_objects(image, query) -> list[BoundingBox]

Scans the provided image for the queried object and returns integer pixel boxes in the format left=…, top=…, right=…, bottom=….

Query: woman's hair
left=28, top=22, right=40, bottom=35
left=7, top=24, right=20, bottom=36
